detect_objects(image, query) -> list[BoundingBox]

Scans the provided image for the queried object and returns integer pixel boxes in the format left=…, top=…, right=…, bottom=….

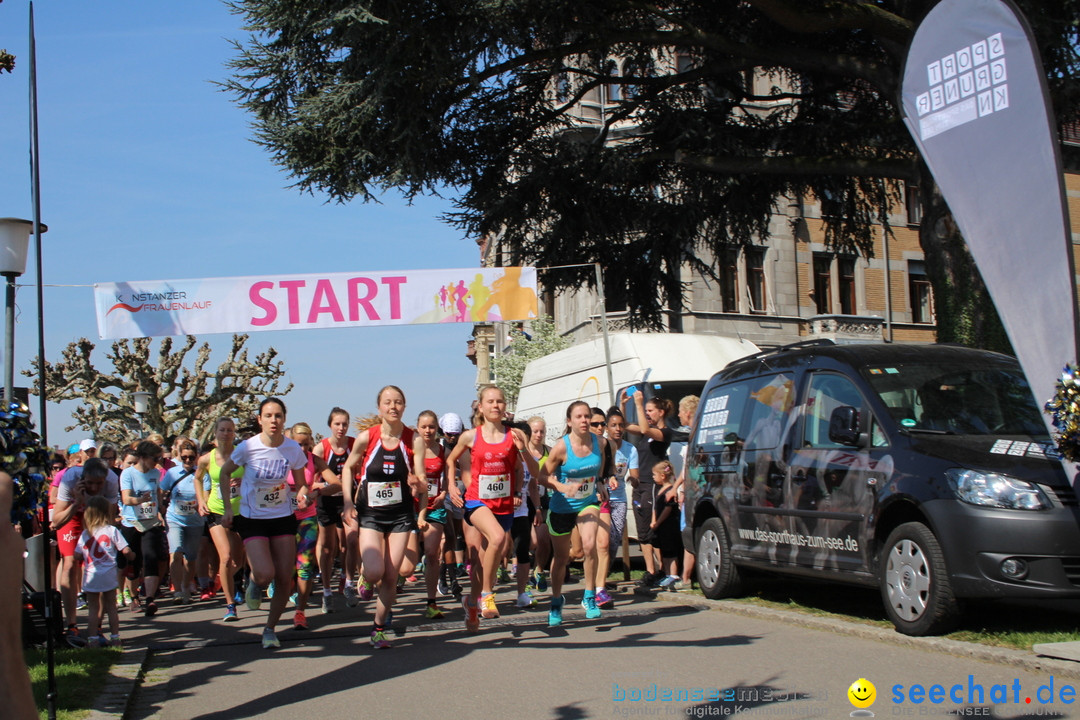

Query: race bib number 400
left=369, top=481, right=403, bottom=507
left=566, top=477, right=596, bottom=501
left=478, top=474, right=510, bottom=500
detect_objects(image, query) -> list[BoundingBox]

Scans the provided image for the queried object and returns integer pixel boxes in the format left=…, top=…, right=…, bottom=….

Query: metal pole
left=3, top=275, right=14, bottom=403
left=594, top=263, right=615, bottom=408
left=882, top=225, right=893, bottom=343
left=29, top=5, right=57, bottom=718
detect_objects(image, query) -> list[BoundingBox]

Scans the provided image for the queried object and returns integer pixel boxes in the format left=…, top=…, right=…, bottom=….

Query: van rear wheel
left=880, top=522, right=959, bottom=636
left=696, top=517, right=742, bottom=599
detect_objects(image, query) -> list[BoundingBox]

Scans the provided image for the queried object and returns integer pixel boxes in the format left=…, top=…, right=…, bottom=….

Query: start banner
left=94, top=267, right=538, bottom=339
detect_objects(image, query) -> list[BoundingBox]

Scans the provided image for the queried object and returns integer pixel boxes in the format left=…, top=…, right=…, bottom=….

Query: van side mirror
left=829, top=406, right=864, bottom=447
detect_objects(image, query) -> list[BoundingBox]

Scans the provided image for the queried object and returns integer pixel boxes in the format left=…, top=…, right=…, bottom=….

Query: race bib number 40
left=369, top=481, right=403, bottom=507
left=478, top=474, right=510, bottom=500
left=566, top=477, right=596, bottom=501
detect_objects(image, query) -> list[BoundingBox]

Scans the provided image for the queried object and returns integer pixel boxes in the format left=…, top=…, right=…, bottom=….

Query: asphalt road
left=104, top=580, right=1080, bottom=720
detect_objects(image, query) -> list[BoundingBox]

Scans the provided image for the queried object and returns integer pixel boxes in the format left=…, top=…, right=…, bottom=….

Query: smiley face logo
left=847, top=678, right=876, bottom=709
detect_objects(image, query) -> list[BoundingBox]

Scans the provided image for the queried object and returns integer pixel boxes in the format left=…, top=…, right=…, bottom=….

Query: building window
left=746, top=247, right=767, bottom=314
left=719, top=247, right=738, bottom=312
left=606, top=60, right=622, bottom=103
left=906, top=183, right=922, bottom=225
left=839, top=257, right=856, bottom=315
left=813, top=254, right=832, bottom=314
left=908, top=260, right=934, bottom=324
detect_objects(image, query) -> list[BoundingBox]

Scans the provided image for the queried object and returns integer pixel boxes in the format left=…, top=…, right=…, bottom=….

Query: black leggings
left=510, top=504, right=536, bottom=564
left=119, top=524, right=167, bottom=579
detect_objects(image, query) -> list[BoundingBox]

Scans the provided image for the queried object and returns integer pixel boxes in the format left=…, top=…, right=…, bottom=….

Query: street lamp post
left=0, top=218, right=32, bottom=406
left=132, top=390, right=151, bottom=435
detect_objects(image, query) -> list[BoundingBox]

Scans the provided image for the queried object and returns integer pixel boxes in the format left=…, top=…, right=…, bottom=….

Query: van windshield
left=861, top=361, right=1046, bottom=436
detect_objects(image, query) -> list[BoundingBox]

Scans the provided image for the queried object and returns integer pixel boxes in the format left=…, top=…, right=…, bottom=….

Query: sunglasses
left=180, top=455, right=197, bottom=461
left=51, top=464, right=65, bottom=471
left=101, top=454, right=117, bottom=461
left=589, top=422, right=606, bottom=428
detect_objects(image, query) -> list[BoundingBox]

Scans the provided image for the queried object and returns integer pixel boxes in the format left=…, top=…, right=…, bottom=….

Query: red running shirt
left=465, top=427, right=516, bottom=515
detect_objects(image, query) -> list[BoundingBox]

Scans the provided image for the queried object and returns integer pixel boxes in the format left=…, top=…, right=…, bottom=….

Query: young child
left=649, top=461, right=682, bottom=589
left=75, top=495, right=134, bottom=648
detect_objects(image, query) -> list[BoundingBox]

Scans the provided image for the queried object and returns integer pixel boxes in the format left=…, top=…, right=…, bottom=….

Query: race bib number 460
left=478, top=474, right=510, bottom=500
left=369, top=481, right=403, bottom=507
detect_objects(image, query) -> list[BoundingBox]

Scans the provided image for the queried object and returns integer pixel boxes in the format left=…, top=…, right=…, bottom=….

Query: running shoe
left=449, top=578, right=463, bottom=598
left=636, top=570, right=657, bottom=589
left=405, top=574, right=418, bottom=584
left=321, top=593, right=336, bottom=614
left=396, top=577, right=405, bottom=594
left=526, top=573, right=538, bottom=592
left=223, top=604, right=239, bottom=622
left=673, top=579, right=691, bottom=592
left=293, top=610, right=308, bottom=630
left=657, top=574, right=680, bottom=590
left=65, top=625, right=85, bottom=648
left=261, top=628, right=280, bottom=649
left=176, top=589, right=190, bottom=605
left=289, top=592, right=298, bottom=607
left=144, top=600, right=159, bottom=617
left=76, top=594, right=87, bottom=611
left=536, top=570, right=548, bottom=592
left=233, top=590, right=244, bottom=605
left=515, top=591, right=536, bottom=608
left=462, top=595, right=480, bottom=633
left=370, top=629, right=392, bottom=649
left=582, top=591, right=602, bottom=619
left=357, top=580, right=375, bottom=602
left=496, top=567, right=511, bottom=583
left=87, top=635, right=103, bottom=648
left=480, top=592, right=499, bottom=619
left=344, top=582, right=361, bottom=606
left=456, top=563, right=468, bottom=578
left=109, top=634, right=122, bottom=649
left=120, top=588, right=132, bottom=607
left=548, top=595, right=565, bottom=627
left=437, top=572, right=451, bottom=597
left=595, top=588, right=614, bottom=608
left=267, top=582, right=275, bottom=599
left=423, top=604, right=445, bottom=620
left=128, top=596, right=141, bottom=613
left=199, top=588, right=214, bottom=602
left=245, top=580, right=262, bottom=611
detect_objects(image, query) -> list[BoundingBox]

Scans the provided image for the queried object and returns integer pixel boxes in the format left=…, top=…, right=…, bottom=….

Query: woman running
left=447, top=385, right=527, bottom=632
left=220, top=398, right=310, bottom=649
left=289, top=422, right=333, bottom=630
left=341, top=386, right=427, bottom=649
left=540, top=400, right=612, bottom=626
left=526, top=417, right=552, bottom=594
left=160, top=440, right=203, bottom=605
left=589, top=407, right=616, bottom=607
left=314, top=408, right=358, bottom=612
left=118, top=440, right=168, bottom=618
left=597, top=408, right=638, bottom=605
left=412, top=410, right=449, bottom=619
left=195, top=417, right=246, bottom=622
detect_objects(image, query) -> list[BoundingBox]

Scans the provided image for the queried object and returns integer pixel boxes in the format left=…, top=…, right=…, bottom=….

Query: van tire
left=696, top=517, right=742, bottom=598
left=880, top=522, right=959, bottom=636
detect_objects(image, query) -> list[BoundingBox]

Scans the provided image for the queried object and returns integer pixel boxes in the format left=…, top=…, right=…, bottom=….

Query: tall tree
left=226, top=0, right=1080, bottom=347
left=23, top=334, right=292, bottom=443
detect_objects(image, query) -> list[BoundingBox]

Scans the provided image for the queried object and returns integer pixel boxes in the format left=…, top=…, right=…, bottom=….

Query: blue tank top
left=550, top=434, right=602, bottom=514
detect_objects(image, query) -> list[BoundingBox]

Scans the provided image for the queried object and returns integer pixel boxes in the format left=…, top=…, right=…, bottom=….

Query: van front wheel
left=880, top=522, right=959, bottom=636
left=696, top=517, right=742, bottom=599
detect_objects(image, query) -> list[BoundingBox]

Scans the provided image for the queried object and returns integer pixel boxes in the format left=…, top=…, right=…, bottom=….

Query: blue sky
left=0, top=2, right=483, bottom=448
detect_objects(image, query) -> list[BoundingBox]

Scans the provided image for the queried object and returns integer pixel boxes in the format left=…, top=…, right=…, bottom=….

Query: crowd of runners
left=44, top=384, right=700, bottom=650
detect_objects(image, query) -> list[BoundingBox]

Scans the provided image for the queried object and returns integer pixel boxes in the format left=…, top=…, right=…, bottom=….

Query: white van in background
left=513, top=332, right=758, bottom=541
left=514, top=332, right=758, bottom=437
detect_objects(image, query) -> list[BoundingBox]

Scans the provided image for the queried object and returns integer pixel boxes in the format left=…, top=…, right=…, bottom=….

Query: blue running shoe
left=548, top=595, right=565, bottom=627
left=582, top=591, right=602, bottom=619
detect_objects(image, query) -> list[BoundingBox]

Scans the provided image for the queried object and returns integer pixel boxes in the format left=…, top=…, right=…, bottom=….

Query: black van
left=683, top=341, right=1080, bottom=636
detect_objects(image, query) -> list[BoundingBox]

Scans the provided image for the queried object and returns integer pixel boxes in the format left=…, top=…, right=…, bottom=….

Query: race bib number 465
left=369, top=481, right=403, bottom=507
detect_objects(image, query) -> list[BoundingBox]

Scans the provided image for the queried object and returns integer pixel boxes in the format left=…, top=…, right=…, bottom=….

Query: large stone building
left=467, top=56, right=1080, bottom=389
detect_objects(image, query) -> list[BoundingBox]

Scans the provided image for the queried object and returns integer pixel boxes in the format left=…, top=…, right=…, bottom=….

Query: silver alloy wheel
left=885, top=537, right=931, bottom=621
left=697, top=527, right=723, bottom=588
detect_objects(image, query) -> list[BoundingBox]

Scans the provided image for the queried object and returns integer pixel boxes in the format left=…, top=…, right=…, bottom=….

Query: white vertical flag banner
left=94, top=267, right=538, bottom=339
left=900, top=0, right=1078, bottom=441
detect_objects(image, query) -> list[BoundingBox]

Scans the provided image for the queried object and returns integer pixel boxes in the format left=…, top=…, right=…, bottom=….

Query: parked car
left=683, top=341, right=1080, bottom=636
